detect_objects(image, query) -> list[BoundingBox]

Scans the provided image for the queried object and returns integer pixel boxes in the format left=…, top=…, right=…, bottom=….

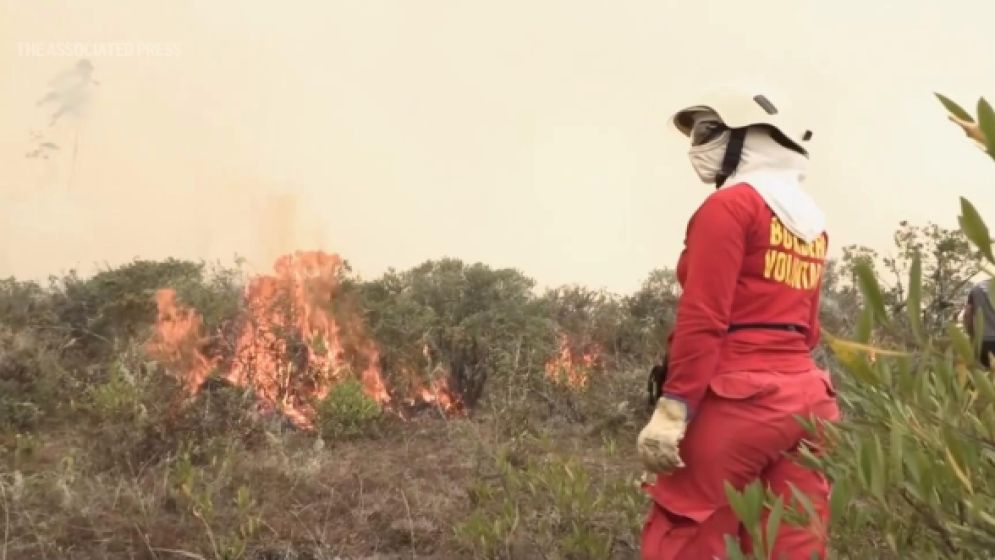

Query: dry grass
left=0, top=362, right=650, bottom=560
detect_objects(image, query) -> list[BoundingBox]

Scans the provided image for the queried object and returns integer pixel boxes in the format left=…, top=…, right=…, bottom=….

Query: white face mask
left=687, top=129, right=730, bottom=184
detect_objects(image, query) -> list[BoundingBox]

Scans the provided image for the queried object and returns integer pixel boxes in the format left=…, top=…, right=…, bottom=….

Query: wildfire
left=544, top=333, right=602, bottom=389
left=147, top=289, right=220, bottom=394
left=412, top=377, right=463, bottom=415
left=146, top=250, right=461, bottom=429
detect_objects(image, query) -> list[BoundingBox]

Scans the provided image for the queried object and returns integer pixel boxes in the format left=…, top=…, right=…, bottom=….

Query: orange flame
left=414, top=377, right=463, bottom=415
left=147, top=289, right=220, bottom=394
left=147, top=250, right=462, bottom=429
left=222, top=251, right=391, bottom=428
left=544, top=333, right=602, bottom=389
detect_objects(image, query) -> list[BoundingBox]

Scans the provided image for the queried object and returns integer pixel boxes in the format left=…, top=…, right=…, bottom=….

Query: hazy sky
left=3, top=0, right=995, bottom=294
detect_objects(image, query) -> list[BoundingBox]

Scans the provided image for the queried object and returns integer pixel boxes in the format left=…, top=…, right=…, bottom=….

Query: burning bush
left=49, top=258, right=242, bottom=361
left=146, top=251, right=463, bottom=431
left=359, top=258, right=554, bottom=411
left=544, top=332, right=604, bottom=389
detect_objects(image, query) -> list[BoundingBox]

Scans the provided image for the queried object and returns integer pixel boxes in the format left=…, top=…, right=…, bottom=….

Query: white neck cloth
left=726, top=128, right=825, bottom=243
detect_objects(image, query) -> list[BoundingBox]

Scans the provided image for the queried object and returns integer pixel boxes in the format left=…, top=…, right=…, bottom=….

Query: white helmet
left=670, top=90, right=812, bottom=156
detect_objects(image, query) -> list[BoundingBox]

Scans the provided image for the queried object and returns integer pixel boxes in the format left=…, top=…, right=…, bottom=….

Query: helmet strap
left=715, top=127, right=746, bottom=188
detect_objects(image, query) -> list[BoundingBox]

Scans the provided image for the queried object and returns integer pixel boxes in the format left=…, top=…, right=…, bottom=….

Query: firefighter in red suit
left=637, top=90, right=840, bottom=559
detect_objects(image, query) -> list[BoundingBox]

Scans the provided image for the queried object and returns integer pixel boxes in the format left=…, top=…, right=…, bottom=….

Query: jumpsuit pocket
left=815, top=370, right=838, bottom=397
left=707, top=372, right=777, bottom=401
left=814, top=370, right=842, bottom=423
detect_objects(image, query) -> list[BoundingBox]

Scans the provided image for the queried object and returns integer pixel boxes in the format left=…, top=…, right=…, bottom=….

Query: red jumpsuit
left=641, top=183, right=839, bottom=560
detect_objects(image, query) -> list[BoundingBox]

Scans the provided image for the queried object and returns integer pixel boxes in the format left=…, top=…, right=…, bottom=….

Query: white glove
left=637, top=396, right=688, bottom=474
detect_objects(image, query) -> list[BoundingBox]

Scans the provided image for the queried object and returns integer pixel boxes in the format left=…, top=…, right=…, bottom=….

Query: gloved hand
left=637, top=396, right=688, bottom=474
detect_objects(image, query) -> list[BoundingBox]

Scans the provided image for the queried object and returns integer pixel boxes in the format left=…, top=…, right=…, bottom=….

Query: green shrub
left=86, top=358, right=147, bottom=423
left=0, top=327, right=71, bottom=434
left=78, top=344, right=268, bottom=472
left=0, top=279, right=72, bottom=436
left=0, top=277, right=59, bottom=331
left=619, top=269, right=681, bottom=364
left=316, top=377, right=383, bottom=440
left=76, top=350, right=173, bottom=470
left=168, top=443, right=262, bottom=560
left=456, top=444, right=643, bottom=559
left=360, top=258, right=556, bottom=411
left=48, top=258, right=243, bottom=360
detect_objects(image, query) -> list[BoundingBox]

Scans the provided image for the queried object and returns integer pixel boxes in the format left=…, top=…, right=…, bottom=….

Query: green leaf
left=858, top=439, right=872, bottom=488
left=788, top=483, right=821, bottom=532
left=871, top=433, right=886, bottom=498
left=971, top=368, right=995, bottom=406
left=959, top=197, right=995, bottom=263
left=907, top=253, right=924, bottom=342
left=889, top=417, right=904, bottom=486
left=724, top=481, right=747, bottom=524
left=742, top=481, right=763, bottom=530
left=948, top=322, right=976, bottom=365
left=945, top=445, right=975, bottom=495
left=975, top=303, right=986, bottom=359
left=979, top=98, right=995, bottom=157
left=854, top=262, right=889, bottom=325
left=984, top=409, right=995, bottom=441
left=977, top=508, right=995, bottom=530
left=856, top=306, right=874, bottom=343
left=724, top=535, right=748, bottom=560
left=877, top=359, right=893, bottom=387
left=886, top=533, right=899, bottom=554
left=765, top=496, right=785, bottom=554
left=829, top=477, right=852, bottom=525
left=918, top=450, right=936, bottom=498
left=936, top=93, right=974, bottom=122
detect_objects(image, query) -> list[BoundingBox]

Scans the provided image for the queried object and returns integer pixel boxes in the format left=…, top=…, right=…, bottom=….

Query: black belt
left=728, top=323, right=806, bottom=333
